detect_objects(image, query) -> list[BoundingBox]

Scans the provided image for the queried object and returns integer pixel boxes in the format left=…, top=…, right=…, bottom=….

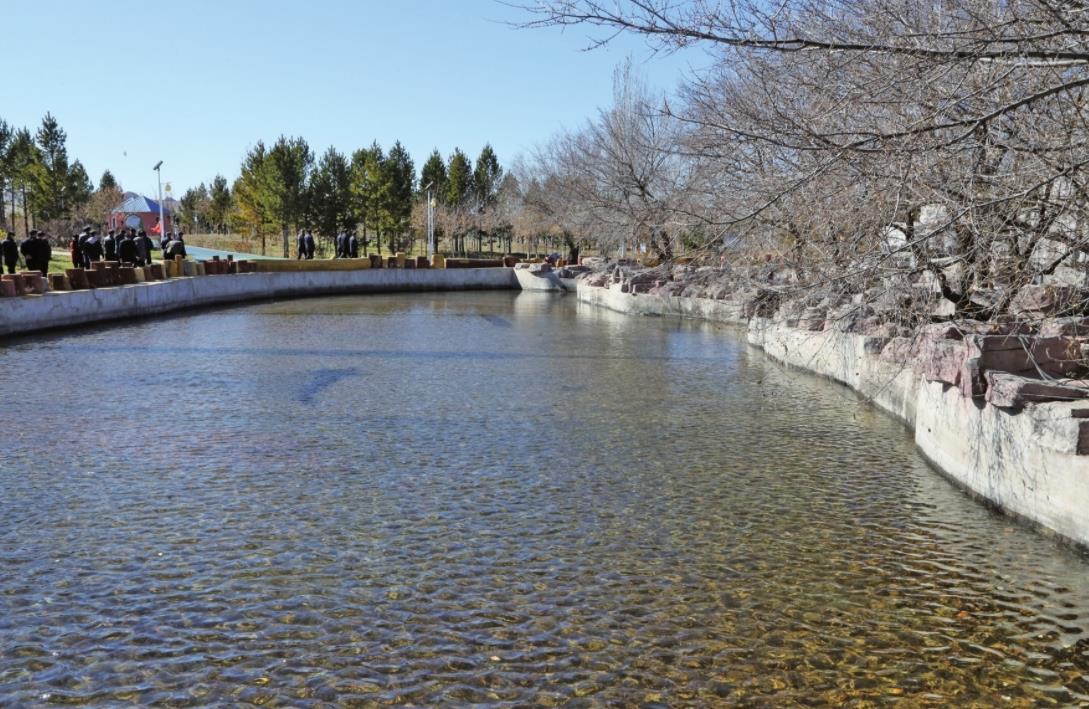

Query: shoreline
left=577, top=279, right=1089, bottom=553
left=0, top=267, right=518, bottom=338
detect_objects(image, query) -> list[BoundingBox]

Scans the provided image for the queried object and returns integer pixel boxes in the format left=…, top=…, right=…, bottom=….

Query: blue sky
left=6, top=0, right=706, bottom=199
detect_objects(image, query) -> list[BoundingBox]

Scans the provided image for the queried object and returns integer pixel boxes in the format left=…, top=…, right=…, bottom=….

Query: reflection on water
left=1, top=292, right=1087, bottom=705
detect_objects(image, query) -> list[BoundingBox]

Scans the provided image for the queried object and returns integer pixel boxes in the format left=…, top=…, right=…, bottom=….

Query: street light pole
left=424, top=181, right=435, bottom=261
left=153, top=161, right=165, bottom=243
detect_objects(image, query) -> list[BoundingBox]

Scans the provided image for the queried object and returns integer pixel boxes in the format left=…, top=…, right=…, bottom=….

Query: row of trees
left=179, top=138, right=517, bottom=257
left=0, top=114, right=120, bottom=238
left=518, top=0, right=1089, bottom=320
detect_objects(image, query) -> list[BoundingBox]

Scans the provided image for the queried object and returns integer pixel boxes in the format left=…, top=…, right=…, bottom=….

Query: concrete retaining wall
left=0, top=267, right=518, bottom=337
left=580, top=281, right=1089, bottom=549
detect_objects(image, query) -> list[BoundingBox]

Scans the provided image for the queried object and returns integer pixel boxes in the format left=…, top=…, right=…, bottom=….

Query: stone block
left=395, top=252, right=406, bottom=268
left=66, top=268, right=90, bottom=290
left=403, top=258, right=416, bottom=269
left=0, top=280, right=15, bottom=297
left=1040, top=317, right=1089, bottom=337
left=84, top=269, right=104, bottom=288
left=1009, top=284, right=1083, bottom=317
left=48, top=273, right=69, bottom=291
left=19, top=272, right=45, bottom=294
left=417, top=256, right=430, bottom=269
left=986, top=371, right=1089, bottom=409
left=133, top=267, right=146, bottom=283
left=431, top=253, right=445, bottom=269
left=965, top=335, right=1081, bottom=378
left=118, top=267, right=137, bottom=285
left=370, top=253, right=383, bottom=268
left=149, top=263, right=165, bottom=280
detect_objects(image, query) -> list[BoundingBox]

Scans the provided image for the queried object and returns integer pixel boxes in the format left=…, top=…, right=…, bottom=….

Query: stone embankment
left=0, top=258, right=517, bottom=338
left=578, top=272, right=1089, bottom=550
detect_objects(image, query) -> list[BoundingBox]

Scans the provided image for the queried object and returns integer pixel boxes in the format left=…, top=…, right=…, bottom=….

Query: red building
left=109, top=194, right=175, bottom=234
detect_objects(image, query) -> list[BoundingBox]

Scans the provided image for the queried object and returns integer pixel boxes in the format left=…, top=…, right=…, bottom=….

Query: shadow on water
left=297, top=367, right=361, bottom=404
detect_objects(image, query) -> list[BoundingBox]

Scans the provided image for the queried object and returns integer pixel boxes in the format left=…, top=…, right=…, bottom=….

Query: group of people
left=294, top=229, right=361, bottom=260
left=1, top=230, right=52, bottom=275
left=295, top=230, right=316, bottom=260
left=0, top=225, right=193, bottom=278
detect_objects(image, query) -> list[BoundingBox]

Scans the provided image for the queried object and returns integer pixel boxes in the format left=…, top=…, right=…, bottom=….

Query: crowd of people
left=294, top=229, right=360, bottom=259
left=1, top=230, right=52, bottom=275
left=0, top=226, right=191, bottom=276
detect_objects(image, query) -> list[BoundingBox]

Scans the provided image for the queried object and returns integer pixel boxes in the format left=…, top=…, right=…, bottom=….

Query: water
left=1, top=292, right=1087, bottom=705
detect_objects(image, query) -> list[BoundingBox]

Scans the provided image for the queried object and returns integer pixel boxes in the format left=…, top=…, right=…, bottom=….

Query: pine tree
left=30, top=113, right=72, bottom=221
left=350, top=142, right=386, bottom=254
left=420, top=149, right=447, bottom=204
left=473, top=144, right=502, bottom=211
left=208, top=175, right=231, bottom=234
left=308, top=147, right=352, bottom=248
left=266, top=135, right=313, bottom=257
left=382, top=141, right=415, bottom=252
left=9, top=128, right=39, bottom=234
left=0, top=119, right=12, bottom=231
left=98, top=169, right=118, bottom=192
left=446, top=148, right=473, bottom=208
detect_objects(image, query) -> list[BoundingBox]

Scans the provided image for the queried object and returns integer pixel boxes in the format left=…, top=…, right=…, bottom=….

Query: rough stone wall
left=578, top=280, right=1089, bottom=549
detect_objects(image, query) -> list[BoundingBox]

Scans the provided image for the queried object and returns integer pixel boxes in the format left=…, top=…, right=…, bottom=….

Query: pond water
left=1, top=292, right=1087, bottom=705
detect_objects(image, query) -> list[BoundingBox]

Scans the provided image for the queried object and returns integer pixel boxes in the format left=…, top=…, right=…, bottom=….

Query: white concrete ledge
left=0, top=268, right=518, bottom=337
left=579, top=281, right=1089, bottom=549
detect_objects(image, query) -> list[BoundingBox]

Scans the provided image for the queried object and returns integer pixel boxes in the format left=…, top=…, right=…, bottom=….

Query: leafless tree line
left=516, top=0, right=1089, bottom=323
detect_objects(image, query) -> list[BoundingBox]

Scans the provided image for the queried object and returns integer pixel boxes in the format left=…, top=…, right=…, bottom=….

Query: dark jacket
left=83, top=238, right=103, bottom=263
left=348, top=235, right=359, bottom=258
left=304, top=233, right=315, bottom=259
left=165, top=239, right=187, bottom=259
left=20, top=237, right=37, bottom=269
left=117, top=236, right=137, bottom=263
left=1, top=236, right=17, bottom=263
left=103, top=235, right=117, bottom=260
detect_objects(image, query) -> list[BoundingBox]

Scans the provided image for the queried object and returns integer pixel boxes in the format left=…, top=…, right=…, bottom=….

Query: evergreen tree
left=0, top=120, right=12, bottom=231
left=30, top=113, right=73, bottom=221
left=350, top=142, right=386, bottom=253
left=179, top=183, right=210, bottom=231
left=98, top=169, right=118, bottom=192
left=266, top=135, right=313, bottom=257
left=382, top=141, right=415, bottom=252
left=207, top=175, right=231, bottom=234
left=446, top=148, right=474, bottom=253
left=9, top=128, right=39, bottom=234
left=446, top=148, right=473, bottom=208
left=233, top=141, right=274, bottom=237
left=419, top=149, right=447, bottom=204
left=473, top=144, right=502, bottom=211
left=308, top=146, right=352, bottom=245
left=67, top=160, right=92, bottom=210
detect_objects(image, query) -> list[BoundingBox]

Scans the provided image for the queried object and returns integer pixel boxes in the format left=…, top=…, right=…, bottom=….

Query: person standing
left=20, top=231, right=39, bottom=273
left=69, top=232, right=84, bottom=270
left=35, top=231, right=51, bottom=275
left=103, top=230, right=117, bottom=261
left=296, top=230, right=306, bottom=260
left=164, top=232, right=187, bottom=260
left=348, top=231, right=359, bottom=258
left=304, top=230, right=315, bottom=260
left=2, top=232, right=18, bottom=274
left=133, top=229, right=149, bottom=266
left=117, top=230, right=137, bottom=265
left=82, top=231, right=103, bottom=265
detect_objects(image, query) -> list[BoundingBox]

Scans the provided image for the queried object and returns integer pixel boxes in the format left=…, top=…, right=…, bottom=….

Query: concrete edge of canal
left=578, top=280, right=1089, bottom=551
left=0, top=267, right=519, bottom=337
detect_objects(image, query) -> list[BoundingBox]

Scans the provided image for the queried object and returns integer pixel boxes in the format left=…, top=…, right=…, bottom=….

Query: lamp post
left=424, top=181, right=435, bottom=260
left=153, top=161, right=165, bottom=241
